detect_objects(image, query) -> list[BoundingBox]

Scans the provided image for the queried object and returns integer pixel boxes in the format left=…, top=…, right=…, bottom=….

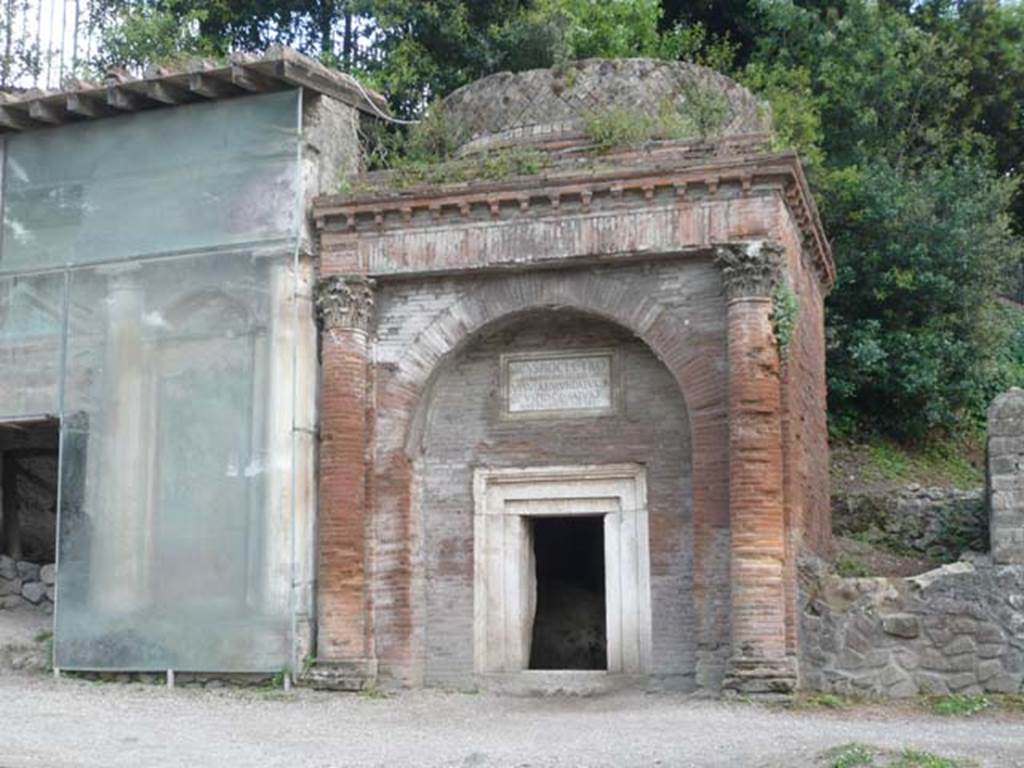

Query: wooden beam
left=188, top=72, right=242, bottom=99
left=130, top=78, right=191, bottom=105
left=67, top=91, right=115, bottom=118
left=28, top=99, right=66, bottom=124
left=228, top=64, right=279, bottom=93
left=0, top=106, right=36, bottom=131
left=106, top=85, right=150, bottom=111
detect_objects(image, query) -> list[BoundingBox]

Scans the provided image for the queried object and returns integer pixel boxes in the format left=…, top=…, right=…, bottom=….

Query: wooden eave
left=0, top=45, right=388, bottom=134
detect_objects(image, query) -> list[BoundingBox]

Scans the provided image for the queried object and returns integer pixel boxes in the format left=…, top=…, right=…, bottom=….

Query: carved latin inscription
left=503, top=351, right=616, bottom=417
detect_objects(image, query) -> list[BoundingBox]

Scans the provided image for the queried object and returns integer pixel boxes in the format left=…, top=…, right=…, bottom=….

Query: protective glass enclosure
left=0, top=90, right=305, bottom=671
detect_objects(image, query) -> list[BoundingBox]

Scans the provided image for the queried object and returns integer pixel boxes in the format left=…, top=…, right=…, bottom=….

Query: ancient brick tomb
left=311, top=59, right=834, bottom=694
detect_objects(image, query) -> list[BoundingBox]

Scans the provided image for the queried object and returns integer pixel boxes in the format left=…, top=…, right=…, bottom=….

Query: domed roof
left=440, top=58, right=771, bottom=153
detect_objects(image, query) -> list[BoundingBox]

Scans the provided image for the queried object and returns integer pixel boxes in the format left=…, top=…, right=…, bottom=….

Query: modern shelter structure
left=0, top=54, right=832, bottom=694
left=0, top=48, right=375, bottom=672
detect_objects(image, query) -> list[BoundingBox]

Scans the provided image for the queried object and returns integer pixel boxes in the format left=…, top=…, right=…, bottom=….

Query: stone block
left=978, top=659, right=1005, bottom=683
left=45, top=586, right=55, bottom=602
left=946, top=671, right=979, bottom=691
left=21, top=582, right=46, bottom=604
left=881, top=613, right=920, bottom=639
left=983, top=673, right=1022, bottom=694
left=914, top=671, right=950, bottom=696
left=977, top=643, right=1006, bottom=659
left=39, top=564, right=56, bottom=586
left=0, top=578, right=23, bottom=597
left=945, top=653, right=977, bottom=673
left=943, top=636, right=976, bottom=656
left=16, top=561, right=40, bottom=582
left=0, top=555, right=16, bottom=580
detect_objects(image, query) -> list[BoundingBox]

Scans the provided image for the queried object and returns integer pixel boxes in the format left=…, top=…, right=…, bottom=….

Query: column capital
left=316, top=275, right=375, bottom=332
left=714, top=241, right=784, bottom=301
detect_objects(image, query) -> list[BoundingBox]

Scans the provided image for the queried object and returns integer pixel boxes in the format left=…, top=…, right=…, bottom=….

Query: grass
left=827, top=743, right=876, bottom=767
left=357, top=683, right=391, bottom=700
left=33, top=630, right=52, bottom=643
left=825, top=743, right=976, bottom=768
left=833, top=555, right=874, bottom=578
left=927, top=694, right=992, bottom=717
left=859, top=436, right=983, bottom=490
left=889, top=750, right=975, bottom=768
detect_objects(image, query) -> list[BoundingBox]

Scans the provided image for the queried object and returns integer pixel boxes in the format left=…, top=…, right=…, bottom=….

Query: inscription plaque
left=503, top=351, right=616, bottom=416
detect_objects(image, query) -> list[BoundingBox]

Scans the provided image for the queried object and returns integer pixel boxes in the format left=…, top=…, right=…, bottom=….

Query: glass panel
left=1, top=90, right=299, bottom=273
left=54, top=252, right=296, bottom=671
left=0, top=272, right=64, bottom=417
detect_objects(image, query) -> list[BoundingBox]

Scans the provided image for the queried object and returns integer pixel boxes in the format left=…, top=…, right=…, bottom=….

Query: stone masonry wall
left=801, top=557, right=1024, bottom=697
left=988, top=388, right=1024, bottom=564
left=0, top=555, right=54, bottom=612
left=834, top=487, right=988, bottom=563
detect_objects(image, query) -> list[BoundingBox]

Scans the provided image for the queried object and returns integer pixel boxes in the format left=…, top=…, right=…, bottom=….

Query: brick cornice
left=316, top=275, right=375, bottom=332
left=314, top=150, right=834, bottom=290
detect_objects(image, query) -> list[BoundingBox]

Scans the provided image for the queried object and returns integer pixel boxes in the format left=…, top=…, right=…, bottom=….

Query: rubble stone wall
left=801, top=557, right=1024, bottom=697
left=0, top=555, right=55, bottom=612
left=833, top=487, right=987, bottom=563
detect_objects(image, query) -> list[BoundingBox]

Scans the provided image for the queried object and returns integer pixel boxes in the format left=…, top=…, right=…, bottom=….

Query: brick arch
left=370, top=269, right=730, bottom=683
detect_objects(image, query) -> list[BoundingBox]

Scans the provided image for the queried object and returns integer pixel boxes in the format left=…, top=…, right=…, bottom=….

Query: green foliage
left=825, top=743, right=975, bottom=768
left=771, top=279, right=799, bottom=358
left=95, top=4, right=224, bottom=72
left=739, top=61, right=823, bottom=169
left=889, top=750, right=973, bottom=768
left=489, top=0, right=735, bottom=73
left=834, top=555, right=872, bottom=578
left=824, top=157, right=1020, bottom=439
left=353, top=102, right=549, bottom=191
left=582, top=84, right=728, bottom=151
left=828, top=743, right=876, bottom=768
left=929, top=694, right=992, bottom=717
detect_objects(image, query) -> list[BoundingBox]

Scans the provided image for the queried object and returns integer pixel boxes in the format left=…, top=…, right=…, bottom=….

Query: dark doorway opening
left=529, top=516, right=606, bottom=670
left=0, top=419, right=59, bottom=565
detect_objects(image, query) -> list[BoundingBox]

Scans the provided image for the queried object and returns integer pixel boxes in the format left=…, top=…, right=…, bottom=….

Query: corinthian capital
left=316, top=275, right=375, bottom=332
left=714, top=241, right=784, bottom=301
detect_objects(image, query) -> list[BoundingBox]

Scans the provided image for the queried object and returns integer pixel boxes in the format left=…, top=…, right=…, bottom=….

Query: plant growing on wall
left=772, top=278, right=799, bottom=359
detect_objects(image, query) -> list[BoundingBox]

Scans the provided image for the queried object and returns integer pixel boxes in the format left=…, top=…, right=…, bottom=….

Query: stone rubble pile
left=0, top=555, right=55, bottom=612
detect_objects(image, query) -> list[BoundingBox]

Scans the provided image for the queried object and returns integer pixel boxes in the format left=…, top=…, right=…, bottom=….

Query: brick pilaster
left=716, top=242, right=797, bottom=694
left=315, top=275, right=375, bottom=664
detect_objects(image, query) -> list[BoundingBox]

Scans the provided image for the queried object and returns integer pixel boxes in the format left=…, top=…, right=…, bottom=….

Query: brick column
left=715, top=242, right=797, bottom=694
left=314, top=275, right=376, bottom=671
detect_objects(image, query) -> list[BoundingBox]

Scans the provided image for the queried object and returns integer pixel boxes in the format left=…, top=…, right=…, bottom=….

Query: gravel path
left=0, top=672, right=1022, bottom=768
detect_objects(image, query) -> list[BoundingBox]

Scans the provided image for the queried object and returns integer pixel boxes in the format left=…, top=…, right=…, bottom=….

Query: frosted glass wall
left=0, top=272, right=64, bottom=418
left=0, top=89, right=306, bottom=671
left=55, top=253, right=298, bottom=670
left=1, top=90, right=300, bottom=272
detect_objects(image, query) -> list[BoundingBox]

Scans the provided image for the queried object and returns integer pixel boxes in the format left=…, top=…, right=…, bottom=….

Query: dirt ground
left=0, top=670, right=1022, bottom=768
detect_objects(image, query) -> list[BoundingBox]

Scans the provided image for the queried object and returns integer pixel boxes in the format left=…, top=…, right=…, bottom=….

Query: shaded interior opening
left=0, top=419, right=59, bottom=565
left=529, top=515, right=606, bottom=670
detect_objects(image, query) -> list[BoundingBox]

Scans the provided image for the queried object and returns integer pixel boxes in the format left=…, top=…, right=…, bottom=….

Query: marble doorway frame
left=472, top=463, right=652, bottom=677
